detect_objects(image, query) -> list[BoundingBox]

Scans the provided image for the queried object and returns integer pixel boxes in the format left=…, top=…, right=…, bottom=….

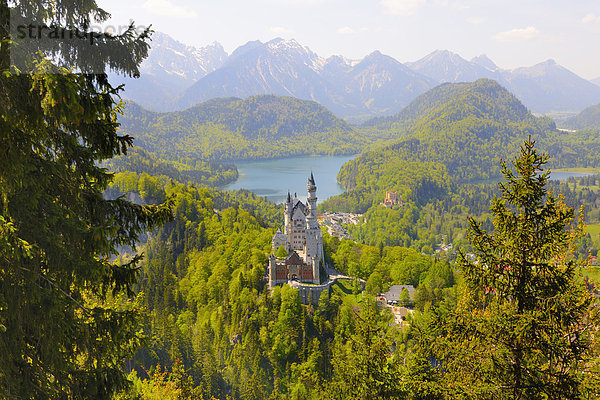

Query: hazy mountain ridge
left=503, top=59, right=600, bottom=113
left=175, top=38, right=337, bottom=113
left=175, top=39, right=436, bottom=119
left=407, top=52, right=600, bottom=113
left=406, top=50, right=503, bottom=84
left=471, top=54, right=499, bottom=71
left=110, top=32, right=228, bottom=111
left=116, top=32, right=600, bottom=118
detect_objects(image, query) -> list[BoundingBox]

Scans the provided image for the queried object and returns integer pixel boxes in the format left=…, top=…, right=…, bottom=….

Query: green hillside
left=118, top=95, right=366, bottom=161
left=563, top=103, right=600, bottom=131
left=356, top=79, right=559, bottom=183
left=321, top=80, right=600, bottom=248
left=105, top=146, right=239, bottom=187
left=363, top=78, right=533, bottom=130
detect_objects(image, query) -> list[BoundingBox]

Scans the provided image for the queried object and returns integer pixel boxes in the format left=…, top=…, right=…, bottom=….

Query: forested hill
left=118, top=95, right=362, bottom=161
left=563, top=103, right=600, bottom=132
left=321, top=79, right=597, bottom=215
left=347, top=79, right=560, bottom=186
left=363, top=78, right=543, bottom=130
left=321, top=79, right=600, bottom=248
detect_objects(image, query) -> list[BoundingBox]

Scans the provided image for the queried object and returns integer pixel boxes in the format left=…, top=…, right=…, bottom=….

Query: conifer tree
left=428, top=139, right=598, bottom=399
left=0, top=1, right=171, bottom=398
left=325, top=303, right=406, bottom=399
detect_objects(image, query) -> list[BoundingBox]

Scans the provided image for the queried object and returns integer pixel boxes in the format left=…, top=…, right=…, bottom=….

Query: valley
left=106, top=77, right=600, bottom=400
left=6, top=2, right=600, bottom=397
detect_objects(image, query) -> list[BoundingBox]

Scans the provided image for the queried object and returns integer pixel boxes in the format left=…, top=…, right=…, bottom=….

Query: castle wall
left=289, top=280, right=332, bottom=306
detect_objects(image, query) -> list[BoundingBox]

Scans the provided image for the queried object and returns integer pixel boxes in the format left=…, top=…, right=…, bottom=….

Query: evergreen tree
left=0, top=1, right=170, bottom=399
left=324, top=303, right=406, bottom=399
left=427, top=139, right=599, bottom=399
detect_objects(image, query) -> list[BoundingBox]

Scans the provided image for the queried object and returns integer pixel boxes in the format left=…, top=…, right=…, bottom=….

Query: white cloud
left=142, top=0, right=197, bottom=18
left=278, top=0, right=322, bottom=4
left=270, top=26, right=293, bottom=34
left=467, top=16, right=485, bottom=24
left=380, top=0, right=426, bottom=16
left=434, top=0, right=468, bottom=10
left=337, top=26, right=355, bottom=35
left=582, top=13, right=600, bottom=23
left=493, top=26, right=540, bottom=42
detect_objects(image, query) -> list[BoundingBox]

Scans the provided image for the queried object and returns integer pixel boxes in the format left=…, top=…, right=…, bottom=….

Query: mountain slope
left=176, top=39, right=435, bottom=119
left=110, top=32, right=228, bottom=110
left=407, top=50, right=501, bottom=84
left=364, top=78, right=532, bottom=130
left=471, top=54, right=499, bottom=71
left=352, top=79, right=557, bottom=185
left=502, top=60, right=600, bottom=113
left=119, top=95, right=363, bottom=161
left=337, top=51, right=436, bottom=119
left=563, top=103, right=600, bottom=131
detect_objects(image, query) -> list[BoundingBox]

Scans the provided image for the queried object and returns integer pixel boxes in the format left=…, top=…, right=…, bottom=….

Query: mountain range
left=110, top=32, right=227, bottom=110
left=406, top=50, right=600, bottom=115
left=173, top=38, right=436, bottom=121
left=114, top=32, right=600, bottom=120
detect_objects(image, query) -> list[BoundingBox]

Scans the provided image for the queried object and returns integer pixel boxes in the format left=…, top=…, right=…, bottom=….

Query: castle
left=268, top=173, right=324, bottom=287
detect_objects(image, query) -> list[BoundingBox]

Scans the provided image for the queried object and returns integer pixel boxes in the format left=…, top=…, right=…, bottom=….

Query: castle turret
left=311, top=256, right=320, bottom=285
left=284, top=191, right=292, bottom=236
left=268, top=255, right=277, bottom=287
left=306, top=172, right=318, bottom=229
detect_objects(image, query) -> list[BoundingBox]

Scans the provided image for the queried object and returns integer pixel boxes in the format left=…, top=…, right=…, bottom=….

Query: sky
left=97, top=0, right=600, bottom=79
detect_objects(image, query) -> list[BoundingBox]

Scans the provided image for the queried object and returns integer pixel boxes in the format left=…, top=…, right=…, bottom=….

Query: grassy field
left=585, top=224, right=600, bottom=238
left=579, top=266, right=600, bottom=285
left=552, top=167, right=600, bottom=174
left=584, top=224, right=600, bottom=249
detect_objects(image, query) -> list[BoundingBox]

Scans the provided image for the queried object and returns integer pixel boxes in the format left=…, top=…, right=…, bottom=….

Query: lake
left=223, top=156, right=594, bottom=204
left=473, top=171, right=594, bottom=185
left=549, top=172, right=593, bottom=181
left=223, top=155, right=357, bottom=204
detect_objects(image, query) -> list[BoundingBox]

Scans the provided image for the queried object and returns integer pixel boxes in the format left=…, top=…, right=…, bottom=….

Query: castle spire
left=287, top=191, right=291, bottom=203
left=308, top=171, right=315, bottom=186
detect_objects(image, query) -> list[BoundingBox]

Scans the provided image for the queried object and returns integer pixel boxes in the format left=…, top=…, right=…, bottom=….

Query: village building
left=381, top=190, right=403, bottom=208
left=268, top=173, right=324, bottom=287
left=380, top=284, right=416, bottom=306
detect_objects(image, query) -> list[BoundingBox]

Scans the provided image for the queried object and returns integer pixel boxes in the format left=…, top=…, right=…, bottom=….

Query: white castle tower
left=270, top=173, right=324, bottom=286
left=304, top=172, right=323, bottom=265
